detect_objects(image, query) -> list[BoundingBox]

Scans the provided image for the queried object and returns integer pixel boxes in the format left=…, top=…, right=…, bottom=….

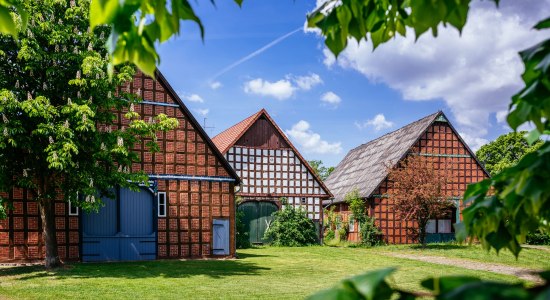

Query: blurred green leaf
left=0, top=4, right=16, bottom=38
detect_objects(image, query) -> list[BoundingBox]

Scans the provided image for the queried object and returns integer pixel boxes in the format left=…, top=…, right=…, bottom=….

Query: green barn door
left=258, top=202, right=278, bottom=243
left=238, top=201, right=279, bottom=244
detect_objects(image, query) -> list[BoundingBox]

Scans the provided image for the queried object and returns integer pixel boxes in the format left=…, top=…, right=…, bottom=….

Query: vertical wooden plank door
left=237, top=201, right=278, bottom=244
left=81, top=187, right=156, bottom=262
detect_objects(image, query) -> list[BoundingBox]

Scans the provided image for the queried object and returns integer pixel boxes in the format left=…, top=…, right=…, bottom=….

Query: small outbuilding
left=212, top=109, right=333, bottom=243
left=324, top=111, right=490, bottom=244
left=0, top=70, right=240, bottom=262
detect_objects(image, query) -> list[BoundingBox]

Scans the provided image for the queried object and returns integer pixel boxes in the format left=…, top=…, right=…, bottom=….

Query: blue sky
left=157, top=0, right=549, bottom=167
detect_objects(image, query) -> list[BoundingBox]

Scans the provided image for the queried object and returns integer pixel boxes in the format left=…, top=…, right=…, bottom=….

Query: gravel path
left=386, top=253, right=544, bottom=284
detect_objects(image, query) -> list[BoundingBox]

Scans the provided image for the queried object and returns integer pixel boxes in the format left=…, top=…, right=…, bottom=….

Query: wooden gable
left=235, top=116, right=290, bottom=149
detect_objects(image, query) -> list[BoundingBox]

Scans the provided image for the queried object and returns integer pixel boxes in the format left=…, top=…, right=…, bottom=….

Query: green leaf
left=0, top=4, right=17, bottom=38
left=325, top=28, right=347, bottom=57
left=421, top=276, right=481, bottom=294
left=307, top=285, right=362, bottom=300
left=526, top=129, right=541, bottom=145
left=534, top=17, right=550, bottom=30
left=438, top=281, right=529, bottom=300
left=348, top=268, right=396, bottom=300
left=90, top=0, right=120, bottom=30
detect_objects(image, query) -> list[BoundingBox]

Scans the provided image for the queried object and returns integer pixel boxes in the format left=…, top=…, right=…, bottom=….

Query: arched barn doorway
left=238, top=201, right=278, bottom=244
left=81, top=187, right=156, bottom=262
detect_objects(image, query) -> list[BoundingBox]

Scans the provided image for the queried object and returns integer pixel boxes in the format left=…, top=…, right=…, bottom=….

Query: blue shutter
left=212, top=219, right=229, bottom=255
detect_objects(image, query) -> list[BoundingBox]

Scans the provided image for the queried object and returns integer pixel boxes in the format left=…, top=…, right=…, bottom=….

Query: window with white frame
left=349, top=217, right=355, bottom=232
left=68, top=198, right=79, bottom=216
left=158, top=192, right=167, bottom=217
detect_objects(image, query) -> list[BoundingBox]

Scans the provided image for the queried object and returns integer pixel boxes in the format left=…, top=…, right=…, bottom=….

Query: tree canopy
left=387, top=155, right=453, bottom=246
left=308, top=160, right=334, bottom=181
left=476, top=131, right=543, bottom=176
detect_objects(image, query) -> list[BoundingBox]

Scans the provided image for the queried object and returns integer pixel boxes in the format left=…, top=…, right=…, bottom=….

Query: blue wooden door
left=82, top=187, right=156, bottom=262
left=212, top=219, right=229, bottom=255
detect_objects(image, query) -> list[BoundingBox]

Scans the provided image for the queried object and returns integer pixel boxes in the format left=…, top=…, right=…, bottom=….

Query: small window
left=68, top=199, right=79, bottom=216
left=158, top=192, right=167, bottom=217
left=301, top=197, right=307, bottom=204
left=349, top=217, right=355, bottom=232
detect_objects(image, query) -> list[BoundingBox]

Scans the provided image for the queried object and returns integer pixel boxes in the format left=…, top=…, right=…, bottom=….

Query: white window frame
left=68, top=198, right=79, bottom=216
left=158, top=192, right=167, bottom=217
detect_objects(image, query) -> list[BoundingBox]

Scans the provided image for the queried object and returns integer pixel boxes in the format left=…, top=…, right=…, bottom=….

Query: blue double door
left=82, top=187, right=157, bottom=262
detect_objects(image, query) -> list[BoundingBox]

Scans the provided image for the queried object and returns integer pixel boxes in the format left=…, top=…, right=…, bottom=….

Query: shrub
left=264, top=200, right=318, bottom=247
left=324, top=229, right=335, bottom=241
left=337, top=221, right=349, bottom=242
left=526, top=230, right=550, bottom=245
left=236, top=210, right=251, bottom=249
left=359, top=216, right=383, bottom=247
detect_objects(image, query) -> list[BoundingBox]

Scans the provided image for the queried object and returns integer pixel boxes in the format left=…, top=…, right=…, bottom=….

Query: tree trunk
left=418, top=220, right=428, bottom=248
left=39, top=199, right=62, bottom=268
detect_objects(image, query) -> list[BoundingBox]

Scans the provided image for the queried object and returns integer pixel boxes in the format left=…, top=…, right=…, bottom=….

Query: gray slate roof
left=324, top=111, right=441, bottom=205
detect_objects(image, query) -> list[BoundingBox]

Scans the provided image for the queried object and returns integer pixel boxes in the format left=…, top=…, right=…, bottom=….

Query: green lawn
left=0, top=246, right=542, bottom=300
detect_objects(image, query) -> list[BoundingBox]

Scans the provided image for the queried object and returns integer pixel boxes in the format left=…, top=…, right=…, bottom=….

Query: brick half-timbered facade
left=0, top=70, right=239, bottom=262
left=212, top=109, right=332, bottom=243
left=324, top=111, right=490, bottom=244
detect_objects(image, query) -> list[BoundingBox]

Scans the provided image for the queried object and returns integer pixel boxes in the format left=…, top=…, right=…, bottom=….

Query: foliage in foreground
left=264, top=199, right=318, bottom=247
left=308, top=268, right=550, bottom=300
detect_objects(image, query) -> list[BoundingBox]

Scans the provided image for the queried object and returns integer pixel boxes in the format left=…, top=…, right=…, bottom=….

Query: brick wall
left=0, top=190, right=79, bottom=261
left=156, top=180, right=235, bottom=258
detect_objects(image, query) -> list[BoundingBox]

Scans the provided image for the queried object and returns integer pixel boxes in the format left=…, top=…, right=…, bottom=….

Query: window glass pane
left=438, top=219, right=452, bottom=233
left=426, top=220, right=436, bottom=233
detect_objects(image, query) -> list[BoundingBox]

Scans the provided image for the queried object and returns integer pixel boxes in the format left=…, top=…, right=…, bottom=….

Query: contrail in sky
left=209, top=27, right=303, bottom=82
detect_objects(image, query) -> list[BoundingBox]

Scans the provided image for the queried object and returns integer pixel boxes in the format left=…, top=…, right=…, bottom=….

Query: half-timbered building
left=0, top=70, right=239, bottom=262
left=212, top=109, right=332, bottom=243
left=324, top=111, right=490, bottom=244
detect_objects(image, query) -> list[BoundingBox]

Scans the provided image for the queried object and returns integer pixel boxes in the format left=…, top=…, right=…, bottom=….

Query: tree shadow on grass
left=236, top=251, right=274, bottom=259
left=0, top=258, right=270, bottom=281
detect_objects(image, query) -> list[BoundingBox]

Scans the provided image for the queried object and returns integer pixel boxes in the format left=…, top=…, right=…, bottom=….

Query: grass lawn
left=0, top=246, right=541, bottom=300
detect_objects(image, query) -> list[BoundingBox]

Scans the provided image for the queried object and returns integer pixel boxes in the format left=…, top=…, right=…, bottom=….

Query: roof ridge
left=349, top=111, right=441, bottom=154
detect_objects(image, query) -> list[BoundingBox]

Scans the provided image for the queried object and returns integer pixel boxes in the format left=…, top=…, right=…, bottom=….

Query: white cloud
left=209, top=81, right=222, bottom=90
left=285, top=120, right=342, bottom=154
left=291, top=73, right=323, bottom=90
left=194, top=108, right=209, bottom=117
left=355, top=114, right=394, bottom=131
left=323, top=0, right=550, bottom=141
left=244, top=78, right=296, bottom=100
left=459, top=132, right=489, bottom=152
left=321, top=91, right=342, bottom=107
left=243, top=73, right=323, bottom=100
left=178, top=92, right=205, bottom=103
